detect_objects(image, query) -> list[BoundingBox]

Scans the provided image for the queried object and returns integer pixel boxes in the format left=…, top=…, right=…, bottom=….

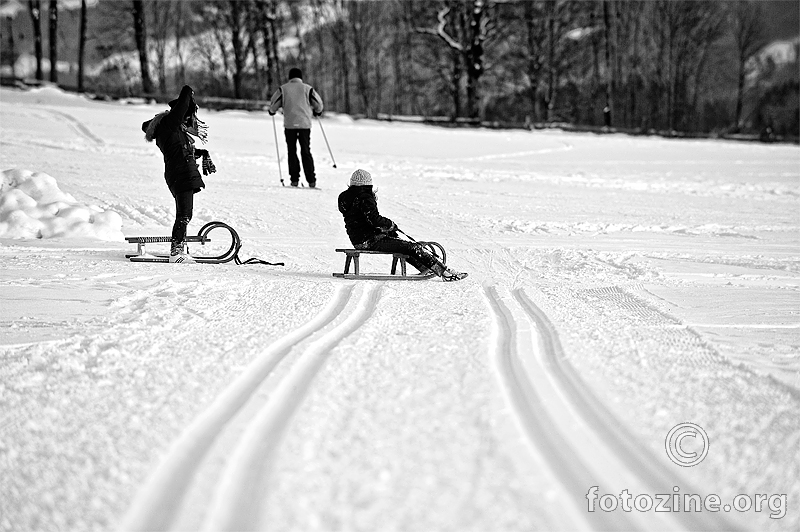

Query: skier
left=141, top=85, right=216, bottom=263
left=337, top=169, right=468, bottom=282
left=268, top=67, right=324, bottom=188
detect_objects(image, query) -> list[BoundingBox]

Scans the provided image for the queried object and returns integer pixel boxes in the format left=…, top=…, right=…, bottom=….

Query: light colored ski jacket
left=268, top=78, right=324, bottom=129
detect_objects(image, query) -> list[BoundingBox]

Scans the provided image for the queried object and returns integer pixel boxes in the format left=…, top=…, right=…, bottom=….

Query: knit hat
left=289, top=67, right=302, bottom=79
left=350, top=169, right=372, bottom=186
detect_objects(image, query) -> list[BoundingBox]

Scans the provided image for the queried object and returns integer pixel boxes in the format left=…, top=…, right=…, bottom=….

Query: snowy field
left=0, top=86, right=799, bottom=532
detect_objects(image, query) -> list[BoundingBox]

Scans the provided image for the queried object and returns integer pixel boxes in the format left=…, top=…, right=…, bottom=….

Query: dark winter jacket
left=141, top=85, right=206, bottom=195
left=337, top=185, right=396, bottom=247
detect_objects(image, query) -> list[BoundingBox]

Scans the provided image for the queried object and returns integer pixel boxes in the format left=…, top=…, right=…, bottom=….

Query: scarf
left=143, top=111, right=208, bottom=144
left=183, top=115, right=208, bottom=144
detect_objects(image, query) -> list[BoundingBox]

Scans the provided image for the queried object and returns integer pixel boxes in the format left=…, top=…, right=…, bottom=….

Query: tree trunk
left=77, top=0, right=87, bottom=91
left=268, top=5, right=282, bottom=82
left=257, top=1, right=274, bottom=93
left=523, top=1, right=540, bottom=123
left=7, top=15, right=17, bottom=78
left=290, top=2, right=307, bottom=76
left=28, top=0, right=43, bottom=80
left=602, top=0, right=613, bottom=127
left=465, top=0, right=485, bottom=119
left=545, top=1, right=556, bottom=121
left=591, top=7, right=601, bottom=124
left=735, top=51, right=746, bottom=132
left=451, top=45, right=462, bottom=119
left=175, top=1, right=186, bottom=83
left=48, top=0, right=57, bottom=83
left=131, top=0, right=153, bottom=94
left=229, top=0, right=244, bottom=99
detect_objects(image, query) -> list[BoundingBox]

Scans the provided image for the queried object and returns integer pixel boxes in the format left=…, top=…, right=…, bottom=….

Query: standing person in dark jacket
left=141, top=85, right=216, bottom=263
left=337, top=169, right=468, bottom=281
left=268, top=67, right=324, bottom=188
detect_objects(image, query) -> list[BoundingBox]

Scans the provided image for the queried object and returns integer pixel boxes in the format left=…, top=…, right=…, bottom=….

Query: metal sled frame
left=332, top=243, right=445, bottom=281
left=126, top=221, right=241, bottom=264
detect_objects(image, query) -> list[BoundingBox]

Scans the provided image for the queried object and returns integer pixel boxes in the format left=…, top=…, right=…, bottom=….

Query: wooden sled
left=332, top=249, right=436, bottom=280
left=125, top=221, right=240, bottom=264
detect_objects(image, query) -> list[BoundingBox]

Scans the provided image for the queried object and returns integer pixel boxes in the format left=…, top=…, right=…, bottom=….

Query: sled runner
left=332, top=241, right=447, bottom=281
left=126, top=221, right=283, bottom=266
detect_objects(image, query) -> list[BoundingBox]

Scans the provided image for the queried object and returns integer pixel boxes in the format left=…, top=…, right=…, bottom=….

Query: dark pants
left=361, top=237, right=440, bottom=274
left=284, top=128, right=315, bottom=184
left=171, top=189, right=194, bottom=252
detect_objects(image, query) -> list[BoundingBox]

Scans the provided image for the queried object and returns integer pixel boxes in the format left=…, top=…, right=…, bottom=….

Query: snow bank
left=0, top=169, right=123, bottom=241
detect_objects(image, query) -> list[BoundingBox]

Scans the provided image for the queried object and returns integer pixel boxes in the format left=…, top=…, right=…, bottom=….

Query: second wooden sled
left=332, top=247, right=438, bottom=281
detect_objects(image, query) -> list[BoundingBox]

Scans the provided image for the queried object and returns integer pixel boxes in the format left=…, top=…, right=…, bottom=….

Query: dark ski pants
left=360, top=237, right=441, bottom=274
left=284, top=128, right=315, bottom=184
left=170, top=189, right=194, bottom=252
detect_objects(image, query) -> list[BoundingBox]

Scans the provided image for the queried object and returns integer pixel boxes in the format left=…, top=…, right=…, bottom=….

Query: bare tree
left=289, top=1, right=308, bottom=75
left=543, top=0, right=558, bottom=121
left=256, top=0, right=282, bottom=86
left=523, top=1, right=546, bottom=122
left=28, top=0, right=43, bottom=80
left=47, top=0, right=57, bottom=82
left=417, top=0, right=494, bottom=119
left=329, top=1, right=352, bottom=114
left=77, top=0, right=87, bottom=91
left=349, top=0, right=384, bottom=117
left=729, top=0, right=765, bottom=132
left=149, top=1, right=179, bottom=94
left=601, top=0, right=613, bottom=126
left=226, top=0, right=247, bottom=99
left=5, top=13, right=18, bottom=78
left=131, top=0, right=154, bottom=94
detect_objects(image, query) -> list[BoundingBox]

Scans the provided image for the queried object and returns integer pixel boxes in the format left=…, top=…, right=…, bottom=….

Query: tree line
left=11, top=0, right=800, bottom=137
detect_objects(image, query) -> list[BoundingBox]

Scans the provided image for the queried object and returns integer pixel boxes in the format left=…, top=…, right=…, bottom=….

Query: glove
left=313, top=111, right=322, bottom=117
left=269, top=111, right=276, bottom=116
left=202, top=153, right=216, bottom=176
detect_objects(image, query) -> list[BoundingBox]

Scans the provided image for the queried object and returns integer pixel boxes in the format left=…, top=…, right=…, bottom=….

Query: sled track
left=119, top=283, right=381, bottom=532
left=483, top=285, right=739, bottom=532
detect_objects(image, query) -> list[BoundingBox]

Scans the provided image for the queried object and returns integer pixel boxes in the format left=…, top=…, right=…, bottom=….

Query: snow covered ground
left=0, top=86, right=798, bottom=532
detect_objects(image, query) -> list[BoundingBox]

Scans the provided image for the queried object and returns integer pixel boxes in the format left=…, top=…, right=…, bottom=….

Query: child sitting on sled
left=337, top=169, right=467, bottom=282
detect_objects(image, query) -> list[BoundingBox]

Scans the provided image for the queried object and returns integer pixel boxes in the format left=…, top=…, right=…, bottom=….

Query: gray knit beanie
left=350, top=169, right=372, bottom=186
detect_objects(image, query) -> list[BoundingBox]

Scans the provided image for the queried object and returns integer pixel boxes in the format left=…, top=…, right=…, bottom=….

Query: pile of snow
left=0, top=168, right=123, bottom=241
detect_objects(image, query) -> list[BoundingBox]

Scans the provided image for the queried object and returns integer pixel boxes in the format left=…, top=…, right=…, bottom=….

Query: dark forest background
left=1, top=0, right=798, bottom=139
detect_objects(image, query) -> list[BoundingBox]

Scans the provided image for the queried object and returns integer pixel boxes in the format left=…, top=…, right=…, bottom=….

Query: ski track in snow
left=120, top=283, right=383, bottom=531
left=498, top=286, right=741, bottom=531
left=204, top=284, right=381, bottom=531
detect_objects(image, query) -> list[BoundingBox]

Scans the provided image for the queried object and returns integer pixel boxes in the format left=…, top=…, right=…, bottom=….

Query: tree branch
left=415, top=4, right=463, bottom=52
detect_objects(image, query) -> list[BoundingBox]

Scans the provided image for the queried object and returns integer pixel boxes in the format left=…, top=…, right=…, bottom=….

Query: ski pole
left=316, top=115, right=337, bottom=168
left=272, top=114, right=284, bottom=186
